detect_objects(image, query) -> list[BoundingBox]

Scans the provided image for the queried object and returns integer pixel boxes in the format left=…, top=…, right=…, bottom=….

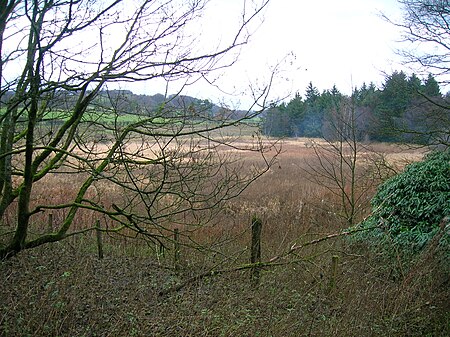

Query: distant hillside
left=97, top=90, right=249, bottom=120
left=1, top=90, right=250, bottom=120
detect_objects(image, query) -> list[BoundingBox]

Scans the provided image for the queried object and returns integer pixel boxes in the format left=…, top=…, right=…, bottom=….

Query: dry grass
left=1, top=138, right=448, bottom=337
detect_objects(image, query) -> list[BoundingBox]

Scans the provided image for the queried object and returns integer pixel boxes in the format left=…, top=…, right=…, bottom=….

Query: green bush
left=357, top=150, right=449, bottom=253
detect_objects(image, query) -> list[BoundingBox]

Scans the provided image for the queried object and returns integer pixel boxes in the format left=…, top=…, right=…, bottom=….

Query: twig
left=268, top=225, right=378, bottom=263
left=159, top=225, right=377, bottom=296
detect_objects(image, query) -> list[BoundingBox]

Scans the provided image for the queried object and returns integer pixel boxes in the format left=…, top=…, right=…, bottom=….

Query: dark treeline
left=262, top=71, right=450, bottom=145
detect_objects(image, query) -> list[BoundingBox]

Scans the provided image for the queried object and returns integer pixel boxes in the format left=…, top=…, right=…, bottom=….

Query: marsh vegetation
left=1, top=136, right=448, bottom=336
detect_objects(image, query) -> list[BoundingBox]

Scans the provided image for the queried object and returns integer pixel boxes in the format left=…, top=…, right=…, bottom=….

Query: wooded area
left=262, top=72, right=449, bottom=146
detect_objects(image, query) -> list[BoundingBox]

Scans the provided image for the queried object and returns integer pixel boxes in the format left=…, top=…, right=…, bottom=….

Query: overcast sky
left=252, top=0, right=405, bottom=92
left=130, top=0, right=408, bottom=108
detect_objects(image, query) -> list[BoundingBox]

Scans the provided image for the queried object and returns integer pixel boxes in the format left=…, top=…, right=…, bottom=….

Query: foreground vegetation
left=1, top=1, right=449, bottom=335
left=1, top=139, right=448, bottom=336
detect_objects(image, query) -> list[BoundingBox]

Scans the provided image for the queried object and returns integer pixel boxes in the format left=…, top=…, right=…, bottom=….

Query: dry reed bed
left=1, top=138, right=447, bottom=336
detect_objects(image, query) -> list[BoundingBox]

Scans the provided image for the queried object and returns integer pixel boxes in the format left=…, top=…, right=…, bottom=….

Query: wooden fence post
left=174, top=228, right=180, bottom=271
left=47, top=213, right=53, bottom=232
left=95, top=219, right=104, bottom=259
left=250, top=216, right=262, bottom=284
left=328, top=255, right=339, bottom=292
left=158, top=242, right=165, bottom=258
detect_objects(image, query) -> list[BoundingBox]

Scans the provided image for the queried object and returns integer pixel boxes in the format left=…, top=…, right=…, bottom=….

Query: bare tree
left=306, top=97, right=387, bottom=227
left=383, top=0, right=450, bottom=148
left=0, top=0, right=278, bottom=259
left=391, top=0, right=450, bottom=84
left=396, top=95, right=450, bottom=147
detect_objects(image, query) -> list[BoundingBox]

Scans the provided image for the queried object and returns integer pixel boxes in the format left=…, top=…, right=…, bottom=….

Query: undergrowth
left=1, top=236, right=448, bottom=337
left=1, top=143, right=448, bottom=336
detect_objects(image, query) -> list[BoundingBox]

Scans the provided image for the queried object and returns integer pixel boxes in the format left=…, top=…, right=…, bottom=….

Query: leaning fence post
left=174, top=228, right=180, bottom=271
left=95, top=219, right=104, bottom=259
left=250, top=216, right=262, bottom=284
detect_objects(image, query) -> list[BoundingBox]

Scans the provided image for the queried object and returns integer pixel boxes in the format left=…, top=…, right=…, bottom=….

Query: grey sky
left=127, top=0, right=408, bottom=108
left=188, top=0, right=405, bottom=107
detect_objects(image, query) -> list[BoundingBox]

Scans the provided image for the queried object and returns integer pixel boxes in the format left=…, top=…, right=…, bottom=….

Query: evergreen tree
left=380, top=71, right=411, bottom=117
left=407, top=73, right=423, bottom=99
left=260, top=73, right=446, bottom=145
left=423, top=74, right=442, bottom=97
left=319, top=85, right=343, bottom=111
left=305, top=82, right=320, bottom=103
left=303, top=82, right=324, bottom=137
left=375, top=71, right=412, bottom=141
left=286, top=93, right=306, bottom=137
left=353, top=83, right=367, bottom=104
left=262, top=104, right=293, bottom=137
left=286, top=92, right=306, bottom=120
left=361, top=82, right=380, bottom=109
